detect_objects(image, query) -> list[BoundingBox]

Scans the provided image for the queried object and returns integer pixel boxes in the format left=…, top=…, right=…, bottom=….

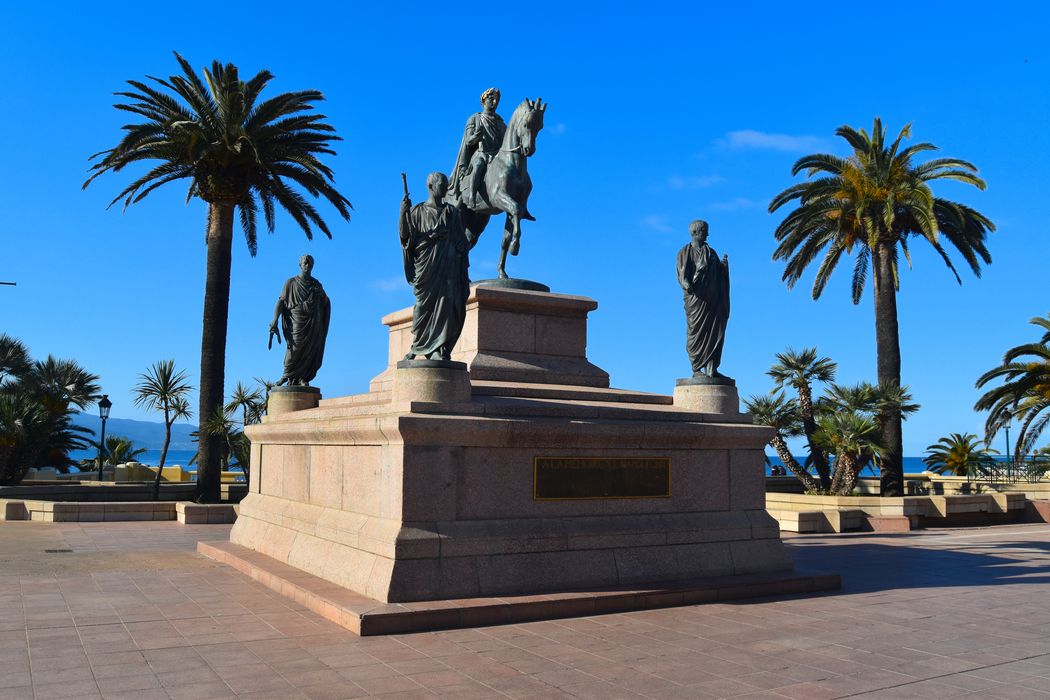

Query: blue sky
left=2, top=1, right=1048, bottom=456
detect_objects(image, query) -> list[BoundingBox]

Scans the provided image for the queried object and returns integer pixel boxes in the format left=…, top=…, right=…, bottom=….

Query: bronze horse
left=447, top=98, right=546, bottom=279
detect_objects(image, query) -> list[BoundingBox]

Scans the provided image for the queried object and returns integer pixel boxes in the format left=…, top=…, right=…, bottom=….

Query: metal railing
left=971, top=459, right=1050, bottom=484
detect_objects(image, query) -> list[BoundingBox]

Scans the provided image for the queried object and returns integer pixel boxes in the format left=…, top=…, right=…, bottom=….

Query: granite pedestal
left=225, top=286, right=798, bottom=608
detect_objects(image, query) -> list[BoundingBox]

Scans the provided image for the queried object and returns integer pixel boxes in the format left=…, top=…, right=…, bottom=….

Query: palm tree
left=975, top=315, right=1050, bottom=461
left=767, top=348, right=837, bottom=489
left=769, top=119, right=994, bottom=497
left=0, top=394, right=49, bottom=484
left=225, top=381, right=263, bottom=428
left=744, top=393, right=820, bottom=492
left=0, top=334, right=31, bottom=384
left=815, top=412, right=884, bottom=495
left=133, top=360, right=193, bottom=466
left=95, top=435, right=147, bottom=467
left=84, top=53, right=351, bottom=502
left=1, top=356, right=99, bottom=473
left=923, top=433, right=996, bottom=477
left=133, top=360, right=194, bottom=499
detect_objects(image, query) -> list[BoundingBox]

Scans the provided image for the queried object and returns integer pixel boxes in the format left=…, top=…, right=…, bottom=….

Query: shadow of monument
left=784, top=535, right=1050, bottom=594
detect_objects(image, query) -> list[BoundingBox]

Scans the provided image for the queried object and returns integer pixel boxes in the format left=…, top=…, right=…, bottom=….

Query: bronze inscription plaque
left=533, top=457, right=671, bottom=500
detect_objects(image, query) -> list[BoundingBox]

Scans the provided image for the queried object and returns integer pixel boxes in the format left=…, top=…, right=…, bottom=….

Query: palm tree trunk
left=798, top=385, right=831, bottom=490
left=836, top=455, right=859, bottom=496
left=873, top=241, right=904, bottom=497
left=153, top=406, right=171, bottom=501
left=770, top=435, right=820, bottom=492
left=197, top=202, right=234, bottom=503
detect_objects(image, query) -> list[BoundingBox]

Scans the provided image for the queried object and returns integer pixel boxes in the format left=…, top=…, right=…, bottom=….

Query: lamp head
left=98, top=394, right=112, bottom=420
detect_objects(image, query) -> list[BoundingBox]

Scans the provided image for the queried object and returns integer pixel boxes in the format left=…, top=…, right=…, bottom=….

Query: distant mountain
left=71, top=414, right=196, bottom=450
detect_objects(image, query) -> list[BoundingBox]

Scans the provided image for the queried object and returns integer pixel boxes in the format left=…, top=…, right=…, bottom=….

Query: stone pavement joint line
left=1, top=520, right=1050, bottom=699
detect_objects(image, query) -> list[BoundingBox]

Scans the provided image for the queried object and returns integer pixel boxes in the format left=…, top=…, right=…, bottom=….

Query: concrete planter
left=766, top=491, right=1027, bottom=533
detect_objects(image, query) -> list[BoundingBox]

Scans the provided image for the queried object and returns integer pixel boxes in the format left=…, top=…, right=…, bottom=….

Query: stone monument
left=202, top=103, right=832, bottom=636
left=674, top=220, right=739, bottom=415
left=267, top=254, right=330, bottom=414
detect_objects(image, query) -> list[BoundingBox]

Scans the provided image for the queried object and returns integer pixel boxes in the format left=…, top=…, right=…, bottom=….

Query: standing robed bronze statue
left=269, top=254, right=331, bottom=386
left=399, top=172, right=471, bottom=361
left=677, top=220, right=731, bottom=380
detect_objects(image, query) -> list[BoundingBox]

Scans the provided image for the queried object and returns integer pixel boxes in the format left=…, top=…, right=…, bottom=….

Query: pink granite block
left=674, top=542, right=735, bottom=578
left=728, top=538, right=793, bottom=575
left=249, top=443, right=262, bottom=493
left=477, top=309, right=536, bottom=353
left=475, top=549, right=618, bottom=597
left=308, top=448, right=343, bottom=509
left=534, top=315, right=585, bottom=358
left=282, top=446, right=310, bottom=502
left=401, top=445, right=460, bottom=521
left=729, top=449, right=767, bottom=511
left=386, top=558, right=481, bottom=602
left=342, top=446, right=386, bottom=520
left=614, top=546, right=682, bottom=585
left=259, top=444, right=284, bottom=496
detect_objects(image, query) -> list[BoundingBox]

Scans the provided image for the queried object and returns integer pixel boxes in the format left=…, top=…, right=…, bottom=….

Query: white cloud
left=667, top=174, right=726, bottom=190
left=372, top=276, right=406, bottom=292
left=641, top=214, right=673, bottom=233
left=707, top=197, right=763, bottom=212
left=719, top=130, right=827, bottom=153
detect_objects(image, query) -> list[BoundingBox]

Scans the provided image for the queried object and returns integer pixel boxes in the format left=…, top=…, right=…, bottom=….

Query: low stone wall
left=0, top=483, right=247, bottom=502
left=0, top=499, right=237, bottom=523
left=767, top=492, right=1028, bottom=533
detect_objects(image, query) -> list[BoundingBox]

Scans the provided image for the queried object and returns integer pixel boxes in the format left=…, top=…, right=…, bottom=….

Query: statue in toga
left=269, top=254, right=331, bottom=386
left=399, top=172, right=471, bottom=361
left=676, top=220, right=730, bottom=380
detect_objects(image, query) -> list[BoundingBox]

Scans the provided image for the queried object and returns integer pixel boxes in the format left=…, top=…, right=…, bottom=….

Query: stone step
left=198, top=540, right=839, bottom=636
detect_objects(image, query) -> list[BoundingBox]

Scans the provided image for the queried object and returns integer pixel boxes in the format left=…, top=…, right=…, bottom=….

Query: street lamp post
left=96, top=395, right=112, bottom=481
left=1004, top=420, right=1012, bottom=480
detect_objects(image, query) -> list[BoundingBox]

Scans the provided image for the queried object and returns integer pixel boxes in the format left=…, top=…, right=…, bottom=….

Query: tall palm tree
left=743, top=393, right=820, bottom=492
left=133, top=360, right=194, bottom=499
left=975, top=315, right=1050, bottom=460
left=769, top=118, right=994, bottom=496
left=923, top=432, right=996, bottom=477
left=767, top=348, right=837, bottom=489
left=84, top=53, right=351, bottom=502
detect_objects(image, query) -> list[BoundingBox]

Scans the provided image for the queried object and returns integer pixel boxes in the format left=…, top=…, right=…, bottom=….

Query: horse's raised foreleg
left=497, top=216, right=513, bottom=278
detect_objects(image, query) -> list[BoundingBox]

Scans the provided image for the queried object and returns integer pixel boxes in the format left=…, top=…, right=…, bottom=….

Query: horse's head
left=507, top=98, right=546, bottom=157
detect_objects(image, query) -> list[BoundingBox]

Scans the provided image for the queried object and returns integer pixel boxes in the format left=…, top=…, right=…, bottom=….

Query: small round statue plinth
left=268, top=385, right=322, bottom=416
left=393, top=359, right=471, bottom=404
left=394, top=172, right=473, bottom=405
left=673, top=219, right=739, bottom=414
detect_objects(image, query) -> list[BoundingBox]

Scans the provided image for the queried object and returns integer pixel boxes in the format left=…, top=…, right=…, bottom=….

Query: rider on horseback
left=449, top=87, right=506, bottom=210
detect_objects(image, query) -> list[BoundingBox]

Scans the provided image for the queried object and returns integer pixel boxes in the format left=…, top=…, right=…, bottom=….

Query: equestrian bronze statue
left=447, top=88, right=547, bottom=280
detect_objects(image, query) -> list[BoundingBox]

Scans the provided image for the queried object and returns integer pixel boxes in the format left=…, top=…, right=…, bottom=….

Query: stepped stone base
left=199, top=540, right=838, bottom=635
left=228, top=286, right=798, bottom=605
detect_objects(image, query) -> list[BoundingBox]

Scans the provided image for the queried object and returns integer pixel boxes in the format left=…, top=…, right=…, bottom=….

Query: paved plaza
left=1, top=521, right=1050, bottom=699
